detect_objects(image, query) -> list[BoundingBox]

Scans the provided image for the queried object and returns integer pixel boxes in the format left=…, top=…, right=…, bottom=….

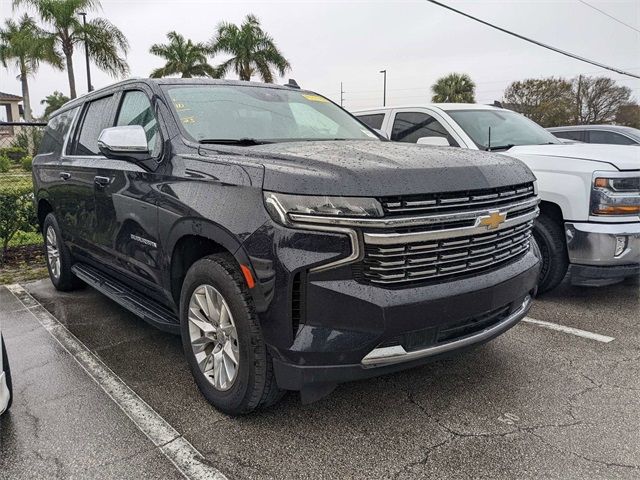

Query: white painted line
left=6, top=284, right=227, bottom=480
left=522, top=316, right=615, bottom=343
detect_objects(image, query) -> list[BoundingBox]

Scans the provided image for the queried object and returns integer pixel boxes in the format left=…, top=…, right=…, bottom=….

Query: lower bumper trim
left=360, top=295, right=532, bottom=368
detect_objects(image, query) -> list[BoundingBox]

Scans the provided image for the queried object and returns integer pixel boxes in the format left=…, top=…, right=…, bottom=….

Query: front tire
left=179, top=254, right=283, bottom=415
left=42, top=214, right=82, bottom=291
left=533, top=213, right=569, bottom=294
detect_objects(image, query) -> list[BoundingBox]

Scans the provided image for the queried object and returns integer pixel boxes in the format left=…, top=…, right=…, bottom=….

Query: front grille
left=361, top=221, right=532, bottom=285
left=379, top=183, right=535, bottom=216
left=356, top=182, right=538, bottom=287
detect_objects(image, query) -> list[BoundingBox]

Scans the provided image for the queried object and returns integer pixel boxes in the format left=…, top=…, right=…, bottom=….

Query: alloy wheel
left=187, top=284, right=240, bottom=391
left=46, top=226, right=61, bottom=280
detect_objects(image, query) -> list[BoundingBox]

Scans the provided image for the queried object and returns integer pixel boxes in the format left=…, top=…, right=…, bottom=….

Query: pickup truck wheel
left=533, top=213, right=569, bottom=294
left=1, top=335, right=12, bottom=414
left=180, top=254, right=283, bottom=415
left=42, top=214, right=82, bottom=292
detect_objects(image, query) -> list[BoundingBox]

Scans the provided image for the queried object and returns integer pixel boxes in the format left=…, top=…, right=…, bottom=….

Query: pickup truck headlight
left=264, top=191, right=383, bottom=225
left=591, top=174, right=640, bottom=216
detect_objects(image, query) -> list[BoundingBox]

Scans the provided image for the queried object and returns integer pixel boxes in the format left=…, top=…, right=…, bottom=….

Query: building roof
left=0, top=91, right=23, bottom=101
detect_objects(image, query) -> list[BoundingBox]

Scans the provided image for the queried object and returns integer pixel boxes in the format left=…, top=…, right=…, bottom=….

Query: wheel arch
left=165, top=219, right=262, bottom=309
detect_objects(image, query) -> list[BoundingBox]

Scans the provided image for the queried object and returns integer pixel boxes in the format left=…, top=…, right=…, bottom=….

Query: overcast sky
left=1, top=0, right=639, bottom=117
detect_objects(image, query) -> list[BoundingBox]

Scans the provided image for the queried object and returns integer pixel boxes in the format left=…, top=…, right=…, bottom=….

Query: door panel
left=92, top=89, right=164, bottom=294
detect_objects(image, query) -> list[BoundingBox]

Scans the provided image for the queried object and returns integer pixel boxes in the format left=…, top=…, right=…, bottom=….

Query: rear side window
left=38, top=107, right=78, bottom=154
left=552, top=130, right=584, bottom=142
left=391, top=112, right=458, bottom=146
left=588, top=130, right=636, bottom=145
left=116, top=90, right=160, bottom=156
left=357, top=114, right=385, bottom=130
left=71, top=95, right=114, bottom=155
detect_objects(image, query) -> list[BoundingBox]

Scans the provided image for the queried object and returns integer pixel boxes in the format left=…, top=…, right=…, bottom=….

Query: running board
left=71, top=263, right=180, bottom=334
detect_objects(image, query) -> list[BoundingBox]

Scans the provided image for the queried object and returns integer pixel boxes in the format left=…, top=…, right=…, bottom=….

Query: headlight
left=591, top=173, right=640, bottom=216
left=264, top=191, right=384, bottom=225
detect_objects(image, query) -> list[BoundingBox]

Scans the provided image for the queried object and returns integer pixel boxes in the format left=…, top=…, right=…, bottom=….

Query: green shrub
left=0, top=147, right=27, bottom=162
left=21, top=155, right=33, bottom=172
left=11, top=127, right=43, bottom=156
left=0, top=155, right=10, bottom=173
left=0, top=178, right=37, bottom=265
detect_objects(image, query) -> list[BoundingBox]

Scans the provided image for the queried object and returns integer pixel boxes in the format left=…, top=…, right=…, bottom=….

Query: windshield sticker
left=302, top=94, right=329, bottom=103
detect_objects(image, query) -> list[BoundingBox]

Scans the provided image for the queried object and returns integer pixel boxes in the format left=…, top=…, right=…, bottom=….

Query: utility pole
left=379, top=70, right=387, bottom=106
left=79, top=12, right=93, bottom=92
left=340, top=82, right=344, bottom=107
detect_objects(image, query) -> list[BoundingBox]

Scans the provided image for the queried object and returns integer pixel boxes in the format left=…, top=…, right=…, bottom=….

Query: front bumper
left=271, top=249, right=539, bottom=392
left=565, top=221, right=640, bottom=285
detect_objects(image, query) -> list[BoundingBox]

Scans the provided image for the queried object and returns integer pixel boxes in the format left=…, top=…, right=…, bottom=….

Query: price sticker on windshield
left=302, top=94, right=329, bottom=103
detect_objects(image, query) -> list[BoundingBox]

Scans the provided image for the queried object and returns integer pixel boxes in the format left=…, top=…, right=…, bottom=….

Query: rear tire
left=179, top=254, right=283, bottom=415
left=533, top=213, right=569, bottom=294
left=42, top=214, right=82, bottom=292
left=1, top=335, right=12, bottom=413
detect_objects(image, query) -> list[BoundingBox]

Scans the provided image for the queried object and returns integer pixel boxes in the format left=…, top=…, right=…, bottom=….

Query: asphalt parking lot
left=0, top=276, right=638, bottom=479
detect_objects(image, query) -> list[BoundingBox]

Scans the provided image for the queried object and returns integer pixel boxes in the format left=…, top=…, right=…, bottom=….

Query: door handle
left=94, top=176, right=111, bottom=187
left=59, top=172, right=71, bottom=180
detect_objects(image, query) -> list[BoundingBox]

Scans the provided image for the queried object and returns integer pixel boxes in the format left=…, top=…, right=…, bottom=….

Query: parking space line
left=6, top=284, right=227, bottom=480
left=522, top=316, right=615, bottom=343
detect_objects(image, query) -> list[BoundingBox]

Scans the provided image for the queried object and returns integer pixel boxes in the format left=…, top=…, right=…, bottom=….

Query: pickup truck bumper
left=565, top=222, right=640, bottom=286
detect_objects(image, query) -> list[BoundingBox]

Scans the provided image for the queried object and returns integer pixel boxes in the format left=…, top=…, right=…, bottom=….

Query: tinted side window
left=553, top=130, right=584, bottom=142
left=588, top=130, right=636, bottom=145
left=391, top=112, right=458, bottom=146
left=38, top=107, right=78, bottom=154
left=357, top=114, right=385, bottom=130
left=72, top=95, right=114, bottom=155
left=116, top=91, right=160, bottom=156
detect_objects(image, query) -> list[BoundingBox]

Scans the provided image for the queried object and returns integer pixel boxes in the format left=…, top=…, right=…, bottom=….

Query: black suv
left=33, top=79, right=540, bottom=414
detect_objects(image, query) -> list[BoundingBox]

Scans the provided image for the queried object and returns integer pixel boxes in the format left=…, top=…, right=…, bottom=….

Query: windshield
left=163, top=84, right=378, bottom=143
left=447, top=109, right=560, bottom=150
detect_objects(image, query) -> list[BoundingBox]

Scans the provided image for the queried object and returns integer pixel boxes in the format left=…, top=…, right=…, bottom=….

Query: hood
left=506, top=144, right=640, bottom=171
left=201, top=140, right=535, bottom=196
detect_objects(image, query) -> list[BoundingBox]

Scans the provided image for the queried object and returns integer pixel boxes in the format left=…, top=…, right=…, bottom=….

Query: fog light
left=614, top=236, right=628, bottom=257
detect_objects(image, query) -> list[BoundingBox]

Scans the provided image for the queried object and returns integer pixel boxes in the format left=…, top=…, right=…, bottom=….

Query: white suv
left=354, top=104, right=640, bottom=293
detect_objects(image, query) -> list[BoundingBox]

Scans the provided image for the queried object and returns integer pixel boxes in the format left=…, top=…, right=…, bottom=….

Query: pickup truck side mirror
left=417, top=136, right=450, bottom=147
left=98, top=125, right=151, bottom=162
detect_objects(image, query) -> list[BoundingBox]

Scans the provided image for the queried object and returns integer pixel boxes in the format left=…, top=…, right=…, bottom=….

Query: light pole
left=379, top=70, right=387, bottom=106
left=78, top=12, right=93, bottom=92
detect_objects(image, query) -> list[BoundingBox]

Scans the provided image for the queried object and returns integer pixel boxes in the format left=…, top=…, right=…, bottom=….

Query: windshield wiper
left=198, top=138, right=273, bottom=146
left=485, top=144, right=515, bottom=151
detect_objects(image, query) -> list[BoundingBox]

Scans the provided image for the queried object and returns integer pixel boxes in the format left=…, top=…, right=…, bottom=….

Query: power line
left=426, top=0, right=640, bottom=80
left=577, top=0, right=640, bottom=34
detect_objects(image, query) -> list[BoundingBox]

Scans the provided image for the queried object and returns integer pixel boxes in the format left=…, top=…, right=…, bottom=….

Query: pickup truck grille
left=356, top=183, right=538, bottom=287
left=379, top=183, right=535, bottom=216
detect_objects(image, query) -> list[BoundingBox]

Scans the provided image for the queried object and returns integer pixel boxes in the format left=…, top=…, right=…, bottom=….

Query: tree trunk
left=19, top=68, right=32, bottom=122
left=66, top=50, right=77, bottom=99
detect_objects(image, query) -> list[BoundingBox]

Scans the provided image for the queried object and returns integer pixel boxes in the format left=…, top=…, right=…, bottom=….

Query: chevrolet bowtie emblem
left=478, top=211, right=507, bottom=230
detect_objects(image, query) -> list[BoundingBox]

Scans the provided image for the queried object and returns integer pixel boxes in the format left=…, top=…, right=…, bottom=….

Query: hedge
left=0, top=177, right=37, bottom=264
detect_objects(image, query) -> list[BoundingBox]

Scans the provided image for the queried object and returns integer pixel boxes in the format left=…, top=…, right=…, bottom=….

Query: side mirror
left=417, top=136, right=450, bottom=147
left=374, top=128, right=389, bottom=140
left=98, top=125, right=150, bottom=162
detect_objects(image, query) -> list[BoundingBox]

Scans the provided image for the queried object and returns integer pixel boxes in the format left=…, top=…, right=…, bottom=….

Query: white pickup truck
left=354, top=104, right=640, bottom=292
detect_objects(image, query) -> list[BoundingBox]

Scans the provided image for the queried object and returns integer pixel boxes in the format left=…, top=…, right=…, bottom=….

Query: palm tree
left=0, top=14, right=61, bottom=121
left=41, top=90, right=70, bottom=118
left=210, top=14, right=290, bottom=82
left=150, top=32, right=217, bottom=78
left=431, top=73, right=476, bottom=103
left=14, top=0, right=129, bottom=99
